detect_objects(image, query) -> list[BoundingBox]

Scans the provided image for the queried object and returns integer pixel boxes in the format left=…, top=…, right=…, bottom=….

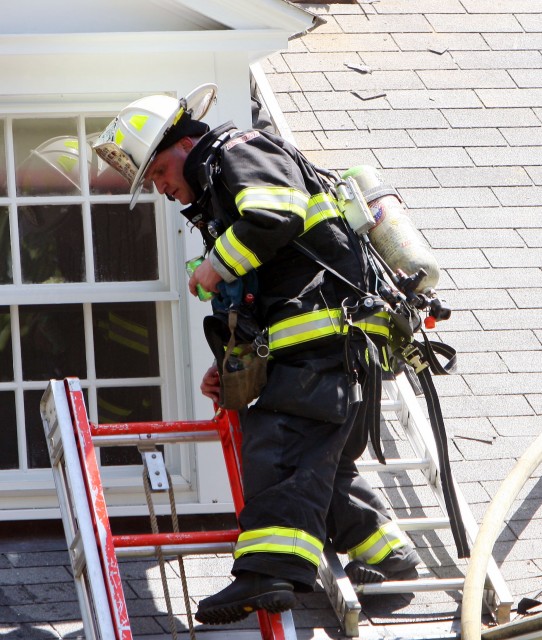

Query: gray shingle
left=409, top=128, right=507, bottom=148
left=477, top=88, right=542, bottom=108
left=439, top=328, right=542, bottom=351
left=350, top=108, right=448, bottom=130
left=418, top=69, right=515, bottom=89
left=375, top=147, right=473, bottom=169
left=426, top=13, right=522, bottom=33
left=442, top=107, right=540, bottom=127
left=457, top=206, right=542, bottom=229
left=387, top=89, right=483, bottom=109
left=393, top=32, right=489, bottom=51
left=337, top=14, right=433, bottom=34
left=448, top=267, right=542, bottom=289
left=483, top=248, right=542, bottom=268
left=434, top=166, right=531, bottom=187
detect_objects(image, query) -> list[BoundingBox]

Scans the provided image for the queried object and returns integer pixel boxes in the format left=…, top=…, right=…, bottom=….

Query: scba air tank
left=342, top=165, right=440, bottom=293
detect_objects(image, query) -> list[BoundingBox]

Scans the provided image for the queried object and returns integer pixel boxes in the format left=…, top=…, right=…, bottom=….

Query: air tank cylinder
left=342, top=165, right=440, bottom=293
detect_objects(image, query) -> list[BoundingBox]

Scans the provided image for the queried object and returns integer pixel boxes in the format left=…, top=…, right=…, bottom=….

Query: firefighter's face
left=145, top=137, right=196, bottom=205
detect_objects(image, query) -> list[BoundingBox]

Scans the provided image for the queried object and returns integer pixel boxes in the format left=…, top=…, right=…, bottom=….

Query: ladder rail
left=42, top=377, right=297, bottom=640
left=64, top=378, right=134, bottom=640
left=389, top=374, right=514, bottom=624
left=318, top=372, right=513, bottom=637
left=41, top=380, right=125, bottom=640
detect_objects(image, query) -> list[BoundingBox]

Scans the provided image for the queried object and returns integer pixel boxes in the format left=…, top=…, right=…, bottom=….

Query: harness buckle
left=401, top=343, right=429, bottom=374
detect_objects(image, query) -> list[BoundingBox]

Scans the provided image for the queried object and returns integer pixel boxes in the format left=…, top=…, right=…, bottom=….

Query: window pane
left=93, top=302, right=159, bottom=379
left=0, top=392, right=18, bottom=470
left=24, top=389, right=51, bottom=469
left=0, top=306, right=13, bottom=382
left=14, top=119, right=83, bottom=197
left=0, top=207, right=12, bottom=284
left=98, top=385, right=162, bottom=466
left=92, top=203, right=158, bottom=282
left=20, top=304, right=86, bottom=380
left=19, top=205, right=85, bottom=283
left=0, top=119, right=6, bottom=196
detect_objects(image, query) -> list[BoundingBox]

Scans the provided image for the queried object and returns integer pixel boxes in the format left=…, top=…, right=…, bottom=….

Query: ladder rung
left=357, top=457, right=430, bottom=472
left=381, top=399, right=403, bottom=412
left=396, top=517, right=450, bottom=530
left=115, top=542, right=235, bottom=558
left=357, top=577, right=465, bottom=595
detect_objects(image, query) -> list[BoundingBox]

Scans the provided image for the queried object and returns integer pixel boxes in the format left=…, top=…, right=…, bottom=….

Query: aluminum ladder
left=40, top=377, right=297, bottom=640
left=317, top=371, right=514, bottom=637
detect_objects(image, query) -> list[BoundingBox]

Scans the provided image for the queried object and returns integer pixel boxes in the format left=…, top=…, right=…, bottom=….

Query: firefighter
left=94, top=84, right=421, bottom=625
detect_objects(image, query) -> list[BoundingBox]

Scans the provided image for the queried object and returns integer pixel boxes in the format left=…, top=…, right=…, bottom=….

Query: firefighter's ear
left=178, top=136, right=195, bottom=153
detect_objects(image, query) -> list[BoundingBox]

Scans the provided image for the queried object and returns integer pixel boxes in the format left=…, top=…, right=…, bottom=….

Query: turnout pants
left=232, top=381, right=413, bottom=589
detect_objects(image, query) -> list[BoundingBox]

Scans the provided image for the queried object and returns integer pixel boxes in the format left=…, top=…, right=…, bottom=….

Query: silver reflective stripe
left=235, top=186, right=309, bottom=219
left=348, top=522, right=408, bottom=564
left=234, top=527, right=323, bottom=566
left=269, top=309, right=391, bottom=352
left=214, top=226, right=261, bottom=276
left=303, top=193, right=342, bottom=233
left=269, top=309, right=342, bottom=351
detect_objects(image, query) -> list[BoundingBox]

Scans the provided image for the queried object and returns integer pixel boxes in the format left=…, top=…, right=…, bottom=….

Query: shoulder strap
left=292, top=239, right=369, bottom=298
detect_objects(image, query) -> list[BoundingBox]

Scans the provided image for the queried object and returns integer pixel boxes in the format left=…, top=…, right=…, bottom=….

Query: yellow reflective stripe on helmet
left=303, top=192, right=342, bottom=233
left=235, top=186, right=309, bottom=219
left=114, top=129, right=125, bottom=146
left=348, top=522, right=408, bottom=565
left=268, top=310, right=390, bottom=352
left=214, top=226, right=261, bottom=276
left=172, top=106, right=185, bottom=126
left=64, top=139, right=79, bottom=150
left=129, top=114, right=149, bottom=131
left=234, top=526, right=324, bottom=567
left=57, top=155, right=77, bottom=174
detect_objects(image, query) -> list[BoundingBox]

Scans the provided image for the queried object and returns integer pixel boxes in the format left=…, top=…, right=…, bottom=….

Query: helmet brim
left=129, top=83, right=217, bottom=206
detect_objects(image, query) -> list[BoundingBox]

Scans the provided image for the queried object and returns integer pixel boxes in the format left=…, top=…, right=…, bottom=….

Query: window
left=0, top=110, right=186, bottom=484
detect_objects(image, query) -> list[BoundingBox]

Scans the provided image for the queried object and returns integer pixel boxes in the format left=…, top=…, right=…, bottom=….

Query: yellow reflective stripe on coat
left=347, top=522, right=408, bottom=565
left=214, top=226, right=262, bottom=276
left=235, top=186, right=309, bottom=220
left=268, top=309, right=390, bottom=352
left=303, top=192, right=343, bottom=233
left=234, top=526, right=324, bottom=566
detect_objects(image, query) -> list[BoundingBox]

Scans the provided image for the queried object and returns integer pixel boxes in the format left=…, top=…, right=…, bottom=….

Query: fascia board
left=159, top=0, right=315, bottom=33
left=0, top=29, right=289, bottom=56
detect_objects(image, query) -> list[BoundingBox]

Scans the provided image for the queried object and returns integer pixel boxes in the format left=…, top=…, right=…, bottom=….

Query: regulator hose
left=461, top=431, right=542, bottom=640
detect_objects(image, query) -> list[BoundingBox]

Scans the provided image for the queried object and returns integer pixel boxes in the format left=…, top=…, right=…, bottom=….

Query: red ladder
left=41, top=377, right=297, bottom=640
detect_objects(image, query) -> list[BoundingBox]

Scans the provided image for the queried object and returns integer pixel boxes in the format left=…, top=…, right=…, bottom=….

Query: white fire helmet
left=93, top=83, right=217, bottom=209
left=30, top=136, right=92, bottom=190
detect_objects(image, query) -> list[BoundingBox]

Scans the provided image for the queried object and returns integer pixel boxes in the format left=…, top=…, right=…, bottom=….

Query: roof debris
left=352, top=90, right=386, bottom=101
left=428, top=46, right=448, bottom=55
left=344, top=62, right=372, bottom=74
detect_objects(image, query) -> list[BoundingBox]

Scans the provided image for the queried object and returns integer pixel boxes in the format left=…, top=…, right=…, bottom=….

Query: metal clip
left=340, top=298, right=360, bottom=334
left=253, top=334, right=270, bottom=358
left=349, top=382, right=363, bottom=404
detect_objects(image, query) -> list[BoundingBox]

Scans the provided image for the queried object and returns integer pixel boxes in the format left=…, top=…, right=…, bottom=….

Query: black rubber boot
left=195, top=571, right=296, bottom=625
left=345, top=548, right=421, bottom=586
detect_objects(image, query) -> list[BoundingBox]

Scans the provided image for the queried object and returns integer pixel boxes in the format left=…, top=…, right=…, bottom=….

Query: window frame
left=0, top=104, right=199, bottom=518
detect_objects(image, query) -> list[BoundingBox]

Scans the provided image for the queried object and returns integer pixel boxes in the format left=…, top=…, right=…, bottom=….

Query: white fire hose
left=461, top=431, right=542, bottom=640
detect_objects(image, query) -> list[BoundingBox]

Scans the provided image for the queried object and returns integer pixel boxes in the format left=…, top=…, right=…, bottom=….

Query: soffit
left=2, top=0, right=314, bottom=35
